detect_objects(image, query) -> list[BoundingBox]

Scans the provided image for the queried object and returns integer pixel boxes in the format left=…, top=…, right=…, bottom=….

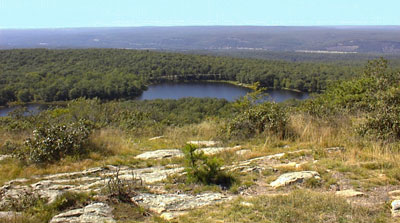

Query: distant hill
left=1, top=26, right=400, bottom=54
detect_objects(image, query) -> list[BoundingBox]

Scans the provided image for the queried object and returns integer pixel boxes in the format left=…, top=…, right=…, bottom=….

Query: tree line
left=0, top=48, right=366, bottom=105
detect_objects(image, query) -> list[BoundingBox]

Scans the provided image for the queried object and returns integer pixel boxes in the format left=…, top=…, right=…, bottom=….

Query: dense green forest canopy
left=188, top=49, right=400, bottom=66
left=0, top=48, right=383, bottom=105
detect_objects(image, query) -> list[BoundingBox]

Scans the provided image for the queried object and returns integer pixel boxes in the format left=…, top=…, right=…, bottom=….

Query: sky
left=0, top=0, right=399, bottom=29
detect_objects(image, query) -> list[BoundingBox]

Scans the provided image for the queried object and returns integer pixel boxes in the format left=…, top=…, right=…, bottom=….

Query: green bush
left=358, top=86, right=400, bottom=141
left=182, top=144, right=234, bottom=187
left=50, top=192, right=91, bottom=211
left=18, top=120, right=93, bottom=164
left=227, top=102, right=289, bottom=139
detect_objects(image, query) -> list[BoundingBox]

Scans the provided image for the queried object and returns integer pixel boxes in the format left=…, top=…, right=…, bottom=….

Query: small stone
left=160, top=212, right=186, bottom=220
left=240, top=201, right=254, bottom=207
left=270, top=171, right=320, bottom=188
left=0, top=155, right=12, bottom=162
left=335, top=189, right=365, bottom=198
left=326, top=147, right=345, bottom=153
left=236, top=149, right=251, bottom=156
left=149, top=136, right=164, bottom=141
left=392, top=200, right=400, bottom=217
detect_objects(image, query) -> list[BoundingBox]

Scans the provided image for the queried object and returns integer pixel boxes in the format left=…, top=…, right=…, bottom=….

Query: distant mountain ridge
left=1, top=26, right=400, bottom=54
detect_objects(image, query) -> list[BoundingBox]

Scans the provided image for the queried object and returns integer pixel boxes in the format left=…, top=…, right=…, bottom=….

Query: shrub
left=103, top=168, right=145, bottom=203
left=0, top=189, right=44, bottom=212
left=358, top=86, right=400, bottom=141
left=227, top=102, right=289, bottom=139
left=50, top=192, right=91, bottom=211
left=182, top=144, right=234, bottom=187
left=18, top=119, right=93, bottom=164
left=0, top=141, right=19, bottom=155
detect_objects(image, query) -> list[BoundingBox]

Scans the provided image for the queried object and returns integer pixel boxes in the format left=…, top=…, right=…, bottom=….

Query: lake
left=137, top=82, right=309, bottom=102
left=0, top=82, right=309, bottom=117
left=0, top=104, right=49, bottom=117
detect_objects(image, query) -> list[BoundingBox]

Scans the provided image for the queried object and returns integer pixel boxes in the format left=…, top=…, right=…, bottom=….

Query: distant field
left=1, top=26, right=400, bottom=54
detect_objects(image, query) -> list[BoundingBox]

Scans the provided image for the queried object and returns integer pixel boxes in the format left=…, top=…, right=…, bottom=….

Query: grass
left=176, top=190, right=391, bottom=223
left=1, top=113, right=400, bottom=222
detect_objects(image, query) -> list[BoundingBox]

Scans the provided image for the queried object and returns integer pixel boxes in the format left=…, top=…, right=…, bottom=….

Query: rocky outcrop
left=50, top=203, right=115, bottom=223
left=132, top=192, right=230, bottom=217
left=270, top=171, right=320, bottom=188
left=135, top=146, right=241, bottom=160
left=0, top=165, right=184, bottom=208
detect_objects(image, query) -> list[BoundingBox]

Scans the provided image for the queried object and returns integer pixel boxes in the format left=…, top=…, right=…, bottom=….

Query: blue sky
left=0, top=0, right=399, bottom=28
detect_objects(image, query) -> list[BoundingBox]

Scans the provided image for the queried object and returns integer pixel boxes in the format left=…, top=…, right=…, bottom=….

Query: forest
left=0, top=48, right=372, bottom=106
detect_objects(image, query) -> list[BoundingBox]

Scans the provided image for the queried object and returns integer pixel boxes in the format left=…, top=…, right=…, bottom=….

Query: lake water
left=0, top=104, right=49, bottom=117
left=138, top=82, right=309, bottom=102
left=0, top=82, right=309, bottom=117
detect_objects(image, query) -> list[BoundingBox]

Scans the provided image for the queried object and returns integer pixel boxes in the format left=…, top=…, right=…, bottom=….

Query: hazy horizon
left=2, top=25, right=400, bottom=31
left=1, top=0, right=399, bottom=29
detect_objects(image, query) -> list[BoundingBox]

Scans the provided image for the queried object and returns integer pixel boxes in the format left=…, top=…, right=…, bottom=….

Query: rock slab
left=335, top=189, right=365, bottom=198
left=0, top=211, right=21, bottom=220
left=135, top=146, right=241, bottom=160
left=270, top=171, right=320, bottom=188
left=132, top=192, right=228, bottom=214
left=50, top=203, right=115, bottom=223
left=135, top=149, right=183, bottom=160
left=187, top=141, right=220, bottom=147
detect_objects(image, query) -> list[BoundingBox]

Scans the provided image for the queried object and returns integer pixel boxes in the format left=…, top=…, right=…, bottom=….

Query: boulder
left=392, top=200, right=400, bottom=218
left=270, top=171, right=320, bottom=188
